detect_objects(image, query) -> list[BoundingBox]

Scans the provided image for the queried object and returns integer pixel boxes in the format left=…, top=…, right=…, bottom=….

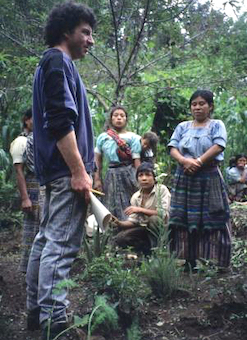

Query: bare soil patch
left=0, top=205, right=246, bottom=340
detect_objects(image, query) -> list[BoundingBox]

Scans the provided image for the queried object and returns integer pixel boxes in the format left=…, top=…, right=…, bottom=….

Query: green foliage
left=53, top=279, right=79, bottom=296
left=84, top=253, right=150, bottom=314
left=230, top=203, right=247, bottom=236
left=126, top=317, right=141, bottom=340
left=0, top=149, right=10, bottom=170
left=231, top=238, right=247, bottom=270
left=0, top=171, right=22, bottom=230
left=51, top=314, right=89, bottom=340
left=51, top=295, right=118, bottom=340
left=1, top=0, right=247, bottom=165
left=88, top=295, right=118, bottom=336
left=83, top=226, right=112, bottom=263
left=141, top=247, right=182, bottom=298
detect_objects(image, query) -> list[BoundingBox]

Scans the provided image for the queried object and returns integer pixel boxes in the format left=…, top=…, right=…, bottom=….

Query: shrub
left=141, top=247, right=182, bottom=299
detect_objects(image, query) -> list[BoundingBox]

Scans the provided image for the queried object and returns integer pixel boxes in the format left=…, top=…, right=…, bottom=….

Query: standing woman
left=168, top=90, right=231, bottom=270
left=94, top=106, right=141, bottom=220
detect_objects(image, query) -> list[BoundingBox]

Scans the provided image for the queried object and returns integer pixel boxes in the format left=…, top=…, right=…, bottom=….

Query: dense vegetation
left=0, top=2, right=247, bottom=339
left=1, top=0, right=247, bottom=224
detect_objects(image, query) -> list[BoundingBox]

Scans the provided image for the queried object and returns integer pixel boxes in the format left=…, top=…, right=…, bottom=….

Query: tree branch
left=0, top=30, right=40, bottom=57
left=86, top=88, right=114, bottom=111
left=128, top=29, right=210, bottom=80
left=146, top=0, right=194, bottom=24
left=109, top=0, right=121, bottom=80
left=88, top=51, right=118, bottom=83
left=115, top=0, right=151, bottom=97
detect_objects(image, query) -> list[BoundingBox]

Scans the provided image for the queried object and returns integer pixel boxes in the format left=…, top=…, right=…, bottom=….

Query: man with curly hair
left=26, top=2, right=96, bottom=339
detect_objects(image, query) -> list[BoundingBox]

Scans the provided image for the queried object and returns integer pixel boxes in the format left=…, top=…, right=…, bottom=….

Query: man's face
left=137, top=171, right=155, bottom=190
left=65, top=22, right=94, bottom=60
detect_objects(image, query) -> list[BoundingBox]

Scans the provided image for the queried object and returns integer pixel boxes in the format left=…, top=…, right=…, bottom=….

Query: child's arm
left=125, top=206, right=157, bottom=216
left=113, top=218, right=136, bottom=229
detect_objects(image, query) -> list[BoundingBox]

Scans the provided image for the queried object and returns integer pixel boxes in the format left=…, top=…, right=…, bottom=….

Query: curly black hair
left=44, top=2, right=96, bottom=47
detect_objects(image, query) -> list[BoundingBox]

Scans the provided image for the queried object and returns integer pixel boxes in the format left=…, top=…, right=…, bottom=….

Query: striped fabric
left=19, top=174, right=45, bottom=273
left=169, top=226, right=231, bottom=267
left=169, top=166, right=231, bottom=267
left=102, top=164, right=138, bottom=220
left=24, top=132, right=35, bottom=173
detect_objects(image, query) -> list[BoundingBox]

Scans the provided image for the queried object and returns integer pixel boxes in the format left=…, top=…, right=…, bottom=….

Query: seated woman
left=94, top=106, right=141, bottom=220
left=113, top=162, right=171, bottom=254
left=226, top=154, right=247, bottom=202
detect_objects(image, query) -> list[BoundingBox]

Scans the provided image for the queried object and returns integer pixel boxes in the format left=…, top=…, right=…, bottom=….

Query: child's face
left=141, top=138, right=150, bottom=151
left=236, top=157, right=247, bottom=169
left=138, top=171, right=155, bottom=190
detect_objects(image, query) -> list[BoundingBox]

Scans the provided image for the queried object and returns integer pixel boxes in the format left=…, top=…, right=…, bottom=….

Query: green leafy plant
left=231, top=239, right=247, bottom=270
left=87, top=295, right=118, bottom=339
left=126, top=316, right=141, bottom=340
left=50, top=282, right=118, bottom=340
left=84, top=253, right=150, bottom=314
left=141, top=248, right=182, bottom=298
left=83, top=225, right=112, bottom=263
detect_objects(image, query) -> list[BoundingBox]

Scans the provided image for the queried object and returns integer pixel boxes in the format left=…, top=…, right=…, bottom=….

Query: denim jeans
left=26, top=176, right=87, bottom=325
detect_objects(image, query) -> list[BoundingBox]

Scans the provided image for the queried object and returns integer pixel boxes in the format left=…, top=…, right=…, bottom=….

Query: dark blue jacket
left=32, top=48, right=95, bottom=185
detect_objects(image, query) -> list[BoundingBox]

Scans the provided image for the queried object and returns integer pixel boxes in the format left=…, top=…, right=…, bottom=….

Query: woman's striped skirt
left=169, top=166, right=231, bottom=267
left=103, top=164, right=138, bottom=220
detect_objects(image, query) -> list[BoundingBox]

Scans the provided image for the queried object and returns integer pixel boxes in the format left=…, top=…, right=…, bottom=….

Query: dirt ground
left=0, top=207, right=247, bottom=340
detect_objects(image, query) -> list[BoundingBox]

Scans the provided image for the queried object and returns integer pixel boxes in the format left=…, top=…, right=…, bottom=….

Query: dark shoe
left=27, top=307, right=40, bottom=331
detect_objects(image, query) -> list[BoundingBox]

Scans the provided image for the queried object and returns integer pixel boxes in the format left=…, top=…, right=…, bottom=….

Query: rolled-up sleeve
left=43, top=61, right=78, bottom=141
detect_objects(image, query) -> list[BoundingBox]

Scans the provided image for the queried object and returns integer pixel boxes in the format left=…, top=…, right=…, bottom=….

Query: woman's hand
left=183, top=158, right=201, bottom=175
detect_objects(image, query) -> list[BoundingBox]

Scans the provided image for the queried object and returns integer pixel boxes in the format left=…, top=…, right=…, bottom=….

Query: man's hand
left=71, top=171, right=92, bottom=204
left=21, top=198, right=32, bottom=213
left=124, top=206, right=141, bottom=215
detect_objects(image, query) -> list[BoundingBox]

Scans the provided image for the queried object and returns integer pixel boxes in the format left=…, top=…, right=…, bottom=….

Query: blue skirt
left=169, top=166, right=231, bottom=267
left=102, top=164, right=138, bottom=220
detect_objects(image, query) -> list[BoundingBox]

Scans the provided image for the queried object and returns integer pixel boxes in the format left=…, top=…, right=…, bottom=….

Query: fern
left=87, top=295, right=118, bottom=340
left=127, top=317, right=141, bottom=340
left=141, top=248, right=182, bottom=298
